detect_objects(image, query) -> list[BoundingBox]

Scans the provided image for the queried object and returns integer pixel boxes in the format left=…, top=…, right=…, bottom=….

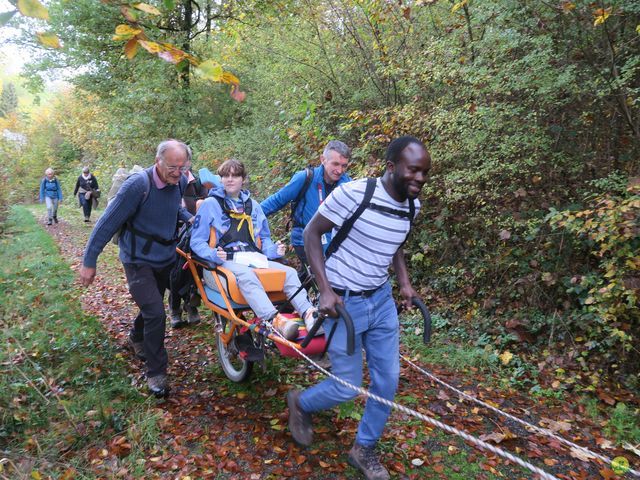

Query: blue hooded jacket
left=260, top=165, right=351, bottom=249
left=191, top=186, right=279, bottom=265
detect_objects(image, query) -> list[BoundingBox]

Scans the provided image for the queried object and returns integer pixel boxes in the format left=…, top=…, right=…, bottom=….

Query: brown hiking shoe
left=348, top=443, right=390, bottom=480
left=127, top=335, right=145, bottom=361
left=287, top=389, right=313, bottom=447
left=147, top=374, right=170, bottom=398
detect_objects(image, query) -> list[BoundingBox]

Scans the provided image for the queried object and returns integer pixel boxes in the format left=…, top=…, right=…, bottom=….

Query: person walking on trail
left=78, top=139, right=193, bottom=397
left=39, top=167, right=63, bottom=225
left=287, top=136, right=431, bottom=480
left=190, top=159, right=316, bottom=341
left=260, top=140, right=352, bottom=289
left=169, top=161, right=207, bottom=329
left=73, top=166, right=100, bottom=222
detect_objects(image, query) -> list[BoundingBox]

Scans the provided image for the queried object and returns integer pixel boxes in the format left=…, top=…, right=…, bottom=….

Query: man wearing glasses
left=79, top=139, right=193, bottom=397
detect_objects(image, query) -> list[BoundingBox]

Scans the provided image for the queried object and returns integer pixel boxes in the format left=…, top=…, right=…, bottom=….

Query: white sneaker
left=303, top=308, right=324, bottom=336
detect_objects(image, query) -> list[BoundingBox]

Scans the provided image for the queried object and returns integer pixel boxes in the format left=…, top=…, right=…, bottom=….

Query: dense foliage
left=1, top=0, right=638, bottom=386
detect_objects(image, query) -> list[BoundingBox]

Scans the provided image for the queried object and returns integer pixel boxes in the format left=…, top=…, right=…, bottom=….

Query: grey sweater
left=83, top=166, right=191, bottom=269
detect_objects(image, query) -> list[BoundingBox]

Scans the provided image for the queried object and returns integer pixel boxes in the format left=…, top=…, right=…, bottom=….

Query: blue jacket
left=83, top=166, right=191, bottom=268
left=260, top=165, right=351, bottom=248
left=191, top=187, right=279, bottom=265
left=39, top=177, right=63, bottom=202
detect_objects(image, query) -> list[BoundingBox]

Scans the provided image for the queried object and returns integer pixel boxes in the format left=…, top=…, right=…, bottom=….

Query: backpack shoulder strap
left=325, top=178, right=376, bottom=260
left=289, top=166, right=314, bottom=227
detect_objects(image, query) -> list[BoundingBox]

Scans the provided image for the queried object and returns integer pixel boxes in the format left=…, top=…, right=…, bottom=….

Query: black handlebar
left=300, top=304, right=356, bottom=355
left=411, top=297, right=431, bottom=344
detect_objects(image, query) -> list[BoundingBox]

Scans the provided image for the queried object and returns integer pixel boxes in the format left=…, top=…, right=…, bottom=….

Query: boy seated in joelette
left=190, top=159, right=316, bottom=340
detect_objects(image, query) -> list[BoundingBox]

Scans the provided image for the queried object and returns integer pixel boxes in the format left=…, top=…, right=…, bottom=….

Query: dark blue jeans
left=79, top=193, right=92, bottom=219
left=123, top=263, right=172, bottom=378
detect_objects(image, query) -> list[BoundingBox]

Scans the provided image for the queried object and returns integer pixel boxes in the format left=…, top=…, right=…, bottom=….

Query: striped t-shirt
left=317, top=178, right=420, bottom=291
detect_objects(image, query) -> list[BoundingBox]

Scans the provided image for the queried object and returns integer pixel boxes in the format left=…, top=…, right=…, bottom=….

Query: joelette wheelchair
left=176, top=226, right=356, bottom=382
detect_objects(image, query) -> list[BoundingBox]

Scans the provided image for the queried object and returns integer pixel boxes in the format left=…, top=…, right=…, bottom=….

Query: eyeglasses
left=164, top=165, right=190, bottom=173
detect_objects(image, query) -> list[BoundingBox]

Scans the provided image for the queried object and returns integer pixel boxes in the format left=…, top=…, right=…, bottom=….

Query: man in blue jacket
left=260, top=140, right=352, bottom=271
left=79, top=139, right=193, bottom=397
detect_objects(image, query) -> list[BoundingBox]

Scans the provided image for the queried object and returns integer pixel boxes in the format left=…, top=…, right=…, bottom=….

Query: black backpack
left=170, top=223, right=198, bottom=299
left=324, top=178, right=416, bottom=260
left=288, top=166, right=314, bottom=229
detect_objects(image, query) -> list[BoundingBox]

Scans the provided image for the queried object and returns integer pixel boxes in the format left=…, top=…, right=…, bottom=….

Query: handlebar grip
left=411, top=297, right=431, bottom=344
left=300, top=313, right=324, bottom=348
left=336, top=304, right=355, bottom=355
left=299, top=305, right=355, bottom=355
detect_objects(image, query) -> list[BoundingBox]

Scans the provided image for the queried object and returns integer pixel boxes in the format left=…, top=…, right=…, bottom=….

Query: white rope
left=401, top=354, right=640, bottom=478
left=266, top=326, right=561, bottom=480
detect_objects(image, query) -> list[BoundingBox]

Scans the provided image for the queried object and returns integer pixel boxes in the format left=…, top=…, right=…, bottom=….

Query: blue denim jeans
left=299, top=281, right=399, bottom=447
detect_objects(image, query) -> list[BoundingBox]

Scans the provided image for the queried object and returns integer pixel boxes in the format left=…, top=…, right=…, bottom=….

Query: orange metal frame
left=176, top=247, right=302, bottom=351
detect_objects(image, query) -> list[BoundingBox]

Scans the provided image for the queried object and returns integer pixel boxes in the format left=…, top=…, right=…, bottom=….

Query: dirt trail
left=43, top=212, right=633, bottom=480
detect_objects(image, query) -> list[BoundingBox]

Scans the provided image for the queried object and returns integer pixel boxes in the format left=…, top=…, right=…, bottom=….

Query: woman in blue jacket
left=190, top=159, right=316, bottom=340
left=39, top=167, right=63, bottom=225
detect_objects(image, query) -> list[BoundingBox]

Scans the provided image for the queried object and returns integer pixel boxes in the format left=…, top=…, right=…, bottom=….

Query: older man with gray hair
left=261, top=141, right=352, bottom=297
left=79, top=139, right=193, bottom=397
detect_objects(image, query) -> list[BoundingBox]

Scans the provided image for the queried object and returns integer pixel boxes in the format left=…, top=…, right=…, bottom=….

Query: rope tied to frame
left=267, top=325, right=562, bottom=480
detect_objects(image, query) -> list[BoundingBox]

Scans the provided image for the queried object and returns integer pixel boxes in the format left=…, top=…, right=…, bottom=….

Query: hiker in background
left=39, top=167, right=63, bottom=226
left=73, top=166, right=100, bottom=222
left=287, top=136, right=431, bottom=480
left=79, top=139, right=192, bottom=398
left=261, top=140, right=351, bottom=316
left=169, top=160, right=208, bottom=328
left=190, top=159, right=316, bottom=341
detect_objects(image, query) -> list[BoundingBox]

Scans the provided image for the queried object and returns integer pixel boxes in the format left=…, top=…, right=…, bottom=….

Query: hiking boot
left=348, top=443, right=390, bottom=480
left=84, top=216, right=90, bottom=222
left=272, top=313, right=299, bottom=340
left=303, top=307, right=324, bottom=336
left=147, top=374, right=170, bottom=398
left=186, top=307, right=201, bottom=325
left=53, top=216, right=58, bottom=224
left=287, top=389, right=313, bottom=447
left=127, top=335, right=146, bottom=361
left=47, top=218, right=53, bottom=225
left=170, top=309, right=187, bottom=329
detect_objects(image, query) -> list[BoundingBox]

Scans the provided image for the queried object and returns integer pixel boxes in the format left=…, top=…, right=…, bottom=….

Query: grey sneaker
left=147, top=374, right=170, bottom=398
left=127, top=335, right=145, bottom=361
left=186, top=306, right=201, bottom=325
left=348, top=443, right=390, bottom=480
left=170, top=309, right=187, bottom=329
left=287, top=389, right=313, bottom=447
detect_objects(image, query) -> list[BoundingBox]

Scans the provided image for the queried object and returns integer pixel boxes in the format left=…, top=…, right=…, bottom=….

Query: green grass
left=0, top=205, right=158, bottom=477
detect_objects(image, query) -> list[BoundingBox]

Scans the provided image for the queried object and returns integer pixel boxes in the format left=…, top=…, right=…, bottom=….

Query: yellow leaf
left=636, top=24, right=640, bottom=35
left=133, top=3, right=161, bottom=15
left=499, top=350, right=513, bottom=365
left=137, top=40, right=163, bottom=54
left=114, top=24, right=142, bottom=39
left=221, top=71, right=240, bottom=85
left=451, top=0, right=467, bottom=14
left=561, top=2, right=575, bottom=13
left=31, top=471, right=42, bottom=480
left=124, top=38, right=138, bottom=59
left=593, top=7, right=611, bottom=26
left=197, top=60, right=224, bottom=81
left=17, top=0, right=48, bottom=20
left=236, top=391, right=247, bottom=399
left=36, top=31, right=61, bottom=49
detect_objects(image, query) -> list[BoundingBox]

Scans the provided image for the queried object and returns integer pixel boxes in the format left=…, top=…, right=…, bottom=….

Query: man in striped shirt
left=287, top=136, right=431, bottom=480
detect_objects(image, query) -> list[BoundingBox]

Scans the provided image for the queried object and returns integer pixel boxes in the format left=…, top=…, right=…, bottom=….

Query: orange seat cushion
left=212, top=266, right=287, bottom=305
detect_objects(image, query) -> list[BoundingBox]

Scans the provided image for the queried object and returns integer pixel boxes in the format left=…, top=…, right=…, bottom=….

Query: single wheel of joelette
left=215, top=313, right=254, bottom=382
